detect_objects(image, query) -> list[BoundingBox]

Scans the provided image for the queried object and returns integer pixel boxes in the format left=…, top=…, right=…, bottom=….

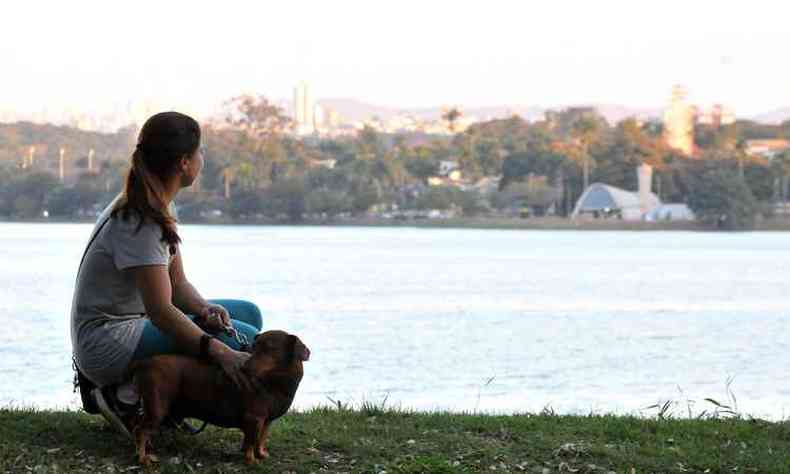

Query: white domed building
left=571, top=164, right=693, bottom=221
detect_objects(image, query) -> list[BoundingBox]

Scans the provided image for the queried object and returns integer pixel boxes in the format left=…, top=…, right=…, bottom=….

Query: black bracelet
left=199, top=334, right=214, bottom=361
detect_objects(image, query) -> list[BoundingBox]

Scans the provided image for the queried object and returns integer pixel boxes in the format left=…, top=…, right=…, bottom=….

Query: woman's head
left=114, top=111, right=202, bottom=247
left=136, top=111, right=203, bottom=188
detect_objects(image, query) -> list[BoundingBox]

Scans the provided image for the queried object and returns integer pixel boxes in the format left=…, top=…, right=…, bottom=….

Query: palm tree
left=570, top=116, right=603, bottom=191
left=442, top=107, right=462, bottom=134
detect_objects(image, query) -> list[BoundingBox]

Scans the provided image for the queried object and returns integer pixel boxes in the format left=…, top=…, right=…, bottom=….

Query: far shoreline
left=4, top=215, right=790, bottom=231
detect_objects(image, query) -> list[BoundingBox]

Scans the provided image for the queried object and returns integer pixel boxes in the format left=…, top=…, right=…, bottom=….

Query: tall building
left=663, top=85, right=695, bottom=156
left=293, top=81, right=314, bottom=134
left=313, top=103, right=325, bottom=129
left=325, top=107, right=341, bottom=128
left=696, top=104, right=736, bottom=128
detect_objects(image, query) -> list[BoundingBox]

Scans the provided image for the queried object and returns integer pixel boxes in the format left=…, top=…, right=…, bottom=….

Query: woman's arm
left=130, top=264, right=252, bottom=390
left=132, top=264, right=212, bottom=355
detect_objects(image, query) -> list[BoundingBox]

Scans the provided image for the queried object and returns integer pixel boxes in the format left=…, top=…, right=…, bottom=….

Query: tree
left=687, top=168, right=759, bottom=230
left=416, top=186, right=454, bottom=210
left=743, top=160, right=774, bottom=202
left=454, top=189, right=487, bottom=216
left=404, top=156, right=439, bottom=184
left=306, top=189, right=349, bottom=219
left=591, top=118, right=665, bottom=192
left=216, top=95, right=293, bottom=196
left=501, top=147, right=564, bottom=190
left=442, top=107, right=462, bottom=133
left=224, top=95, right=292, bottom=139
left=262, top=178, right=306, bottom=222
left=1, top=171, right=60, bottom=218
left=225, top=189, right=264, bottom=219
left=356, top=125, right=384, bottom=159
left=570, top=114, right=606, bottom=191
left=349, top=179, right=380, bottom=215
left=770, top=150, right=790, bottom=202
left=492, top=178, right=561, bottom=215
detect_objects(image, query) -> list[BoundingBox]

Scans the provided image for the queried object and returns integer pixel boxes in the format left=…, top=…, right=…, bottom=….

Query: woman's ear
left=180, top=155, right=191, bottom=173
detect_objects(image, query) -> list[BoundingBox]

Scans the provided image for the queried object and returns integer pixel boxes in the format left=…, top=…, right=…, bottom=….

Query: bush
left=1, top=171, right=59, bottom=218
left=454, top=190, right=487, bottom=216
left=416, top=186, right=454, bottom=210
left=263, top=178, right=307, bottom=221
left=306, top=189, right=349, bottom=218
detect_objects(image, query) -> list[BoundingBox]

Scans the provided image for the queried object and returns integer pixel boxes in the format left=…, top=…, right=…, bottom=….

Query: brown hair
left=112, top=111, right=201, bottom=248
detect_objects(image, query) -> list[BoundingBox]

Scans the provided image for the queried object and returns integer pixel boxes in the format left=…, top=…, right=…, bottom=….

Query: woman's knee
left=132, top=320, right=179, bottom=361
left=210, top=299, right=263, bottom=330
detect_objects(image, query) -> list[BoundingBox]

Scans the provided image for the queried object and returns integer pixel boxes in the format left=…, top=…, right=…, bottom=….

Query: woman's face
left=180, top=145, right=204, bottom=187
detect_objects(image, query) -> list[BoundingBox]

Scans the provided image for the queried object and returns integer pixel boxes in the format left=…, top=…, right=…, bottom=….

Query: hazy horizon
left=3, top=0, right=789, bottom=118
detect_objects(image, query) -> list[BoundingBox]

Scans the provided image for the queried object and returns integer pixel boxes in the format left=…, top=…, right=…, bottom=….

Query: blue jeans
left=131, top=299, right=262, bottom=361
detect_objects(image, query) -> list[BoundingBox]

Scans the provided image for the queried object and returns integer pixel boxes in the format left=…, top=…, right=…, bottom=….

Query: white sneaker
left=116, top=380, right=140, bottom=406
left=92, top=387, right=133, bottom=440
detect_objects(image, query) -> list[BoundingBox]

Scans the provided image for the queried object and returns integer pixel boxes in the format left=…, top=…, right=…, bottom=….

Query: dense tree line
left=2, top=96, right=790, bottom=229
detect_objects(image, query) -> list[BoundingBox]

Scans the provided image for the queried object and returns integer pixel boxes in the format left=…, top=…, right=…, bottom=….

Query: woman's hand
left=208, top=340, right=256, bottom=392
left=197, top=303, right=231, bottom=333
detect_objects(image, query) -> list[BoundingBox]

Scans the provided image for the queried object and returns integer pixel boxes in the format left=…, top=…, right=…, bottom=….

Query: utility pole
left=224, top=168, right=231, bottom=199
left=28, top=146, right=35, bottom=168
left=657, top=175, right=663, bottom=201
left=59, top=147, right=66, bottom=182
left=88, top=149, right=95, bottom=172
left=583, top=151, right=590, bottom=191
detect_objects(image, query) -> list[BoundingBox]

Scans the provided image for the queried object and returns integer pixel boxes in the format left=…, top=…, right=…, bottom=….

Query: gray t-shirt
left=70, top=195, right=175, bottom=386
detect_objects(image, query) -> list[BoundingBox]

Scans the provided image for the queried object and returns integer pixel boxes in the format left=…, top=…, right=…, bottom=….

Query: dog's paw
left=244, top=454, right=260, bottom=465
left=139, top=453, right=159, bottom=466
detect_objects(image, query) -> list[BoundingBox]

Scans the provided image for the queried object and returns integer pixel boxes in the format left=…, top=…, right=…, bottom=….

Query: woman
left=70, top=111, right=260, bottom=437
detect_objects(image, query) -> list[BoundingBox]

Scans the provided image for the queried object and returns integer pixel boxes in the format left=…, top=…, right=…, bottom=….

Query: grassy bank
left=1, top=407, right=788, bottom=473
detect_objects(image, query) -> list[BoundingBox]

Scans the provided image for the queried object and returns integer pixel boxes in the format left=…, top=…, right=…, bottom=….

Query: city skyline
left=2, top=0, right=789, bottom=119
left=0, top=82, right=779, bottom=137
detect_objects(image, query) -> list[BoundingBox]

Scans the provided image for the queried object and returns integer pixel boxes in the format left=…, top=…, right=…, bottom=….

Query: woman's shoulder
left=110, top=208, right=165, bottom=241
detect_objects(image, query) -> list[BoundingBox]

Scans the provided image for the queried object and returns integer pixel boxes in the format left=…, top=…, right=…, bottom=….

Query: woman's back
left=70, top=194, right=172, bottom=386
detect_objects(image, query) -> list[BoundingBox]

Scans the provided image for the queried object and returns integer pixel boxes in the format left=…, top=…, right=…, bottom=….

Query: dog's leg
left=135, top=406, right=165, bottom=465
left=255, top=422, right=270, bottom=459
left=241, top=416, right=263, bottom=465
left=135, top=424, right=155, bottom=466
left=135, top=377, right=169, bottom=466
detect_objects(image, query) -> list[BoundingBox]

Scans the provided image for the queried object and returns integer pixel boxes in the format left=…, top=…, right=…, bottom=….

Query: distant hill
left=589, top=104, right=663, bottom=123
left=273, top=97, right=790, bottom=126
left=295, top=99, right=662, bottom=125
left=751, top=108, right=790, bottom=124
left=0, top=121, right=130, bottom=165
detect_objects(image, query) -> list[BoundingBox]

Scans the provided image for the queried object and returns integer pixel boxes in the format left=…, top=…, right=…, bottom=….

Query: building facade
left=663, top=85, right=695, bottom=155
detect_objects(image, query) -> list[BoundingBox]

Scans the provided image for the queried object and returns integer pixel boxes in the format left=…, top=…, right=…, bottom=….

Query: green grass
left=2, top=406, right=789, bottom=473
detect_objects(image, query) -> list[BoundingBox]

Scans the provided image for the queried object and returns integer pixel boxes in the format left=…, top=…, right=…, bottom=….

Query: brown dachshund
left=131, top=330, right=310, bottom=465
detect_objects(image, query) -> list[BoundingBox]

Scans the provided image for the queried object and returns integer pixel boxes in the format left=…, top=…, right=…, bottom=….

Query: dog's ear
left=290, top=335, right=310, bottom=361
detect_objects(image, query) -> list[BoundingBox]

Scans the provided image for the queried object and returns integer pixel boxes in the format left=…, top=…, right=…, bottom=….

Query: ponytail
left=112, top=148, right=181, bottom=250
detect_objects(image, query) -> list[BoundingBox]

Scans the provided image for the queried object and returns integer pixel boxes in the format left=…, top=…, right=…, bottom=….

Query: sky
left=1, top=0, right=789, bottom=118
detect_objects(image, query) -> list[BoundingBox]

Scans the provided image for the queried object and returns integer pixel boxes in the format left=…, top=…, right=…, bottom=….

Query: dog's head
left=244, top=330, right=310, bottom=380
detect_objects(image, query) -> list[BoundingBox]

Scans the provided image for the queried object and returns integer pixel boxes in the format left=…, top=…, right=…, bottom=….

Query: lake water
left=1, top=223, right=788, bottom=420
